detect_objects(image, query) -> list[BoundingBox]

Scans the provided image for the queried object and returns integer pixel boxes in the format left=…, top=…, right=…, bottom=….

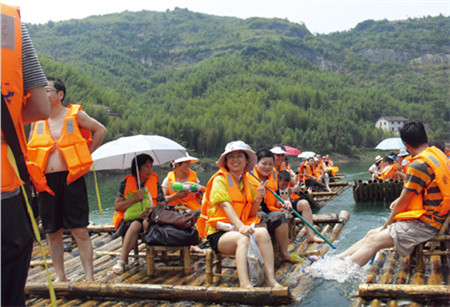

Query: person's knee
left=71, top=227, right=90, bottom=240
left=254, top=227, right=271, bottom=242
left=236, top=234, right=250, bottom=249
left=296, top=200, right=309, bottom=211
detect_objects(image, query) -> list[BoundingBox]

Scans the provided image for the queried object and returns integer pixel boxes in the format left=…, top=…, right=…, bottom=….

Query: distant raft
left=352, top=179, right=404, bottom=203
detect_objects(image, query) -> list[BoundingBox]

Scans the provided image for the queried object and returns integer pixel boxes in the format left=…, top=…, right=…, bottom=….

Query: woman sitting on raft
left=161, top=153, right=205, bottom=254
left=161, top=154, right=203, bottom=216
left=197, top=141, right=281, bottom=288
left=112, top=154, right=165, bottom=274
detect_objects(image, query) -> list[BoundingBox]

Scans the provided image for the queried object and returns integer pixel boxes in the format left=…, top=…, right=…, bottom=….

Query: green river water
left=84, top=160, right=392, bottom=306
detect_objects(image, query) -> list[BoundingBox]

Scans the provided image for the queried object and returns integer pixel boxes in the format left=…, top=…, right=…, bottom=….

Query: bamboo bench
left=205, top=248, right=238, bottom=285
left=146, top=245, right=192, bottom=276
left=411, top=213, right=450, bottom=272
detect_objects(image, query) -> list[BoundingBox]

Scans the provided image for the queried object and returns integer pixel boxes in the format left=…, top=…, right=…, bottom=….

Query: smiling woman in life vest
left=197, top=141, right=281, bottom=288
left=162, top=154, right=202, bottom=212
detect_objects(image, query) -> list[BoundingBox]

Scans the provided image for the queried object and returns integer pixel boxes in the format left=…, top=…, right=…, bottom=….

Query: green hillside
left=26, top=9, right=449, bottom=156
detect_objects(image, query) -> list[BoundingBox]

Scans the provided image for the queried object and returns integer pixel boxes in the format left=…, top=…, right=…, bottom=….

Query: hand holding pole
left=250, top=172, right=336, bottom=249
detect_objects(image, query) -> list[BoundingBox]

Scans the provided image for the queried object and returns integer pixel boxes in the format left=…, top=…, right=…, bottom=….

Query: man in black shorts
left=28, top=77, right=106, bottom=282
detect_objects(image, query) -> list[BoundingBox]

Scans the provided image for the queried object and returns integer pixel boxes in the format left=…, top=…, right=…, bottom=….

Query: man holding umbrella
left=28, top=77, right=107, bottom=282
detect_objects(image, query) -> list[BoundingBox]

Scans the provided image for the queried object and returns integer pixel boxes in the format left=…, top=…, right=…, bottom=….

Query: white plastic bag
left=247, top=232, right=265, bottom=286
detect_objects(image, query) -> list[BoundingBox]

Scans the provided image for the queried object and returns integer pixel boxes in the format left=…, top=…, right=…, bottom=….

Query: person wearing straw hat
left=368, top=155, right=383, bottom=179
left=162, top=154, right=202, bottom=213
left=270, top=146, right=297, bottom=186
left=197, top=141, right=281, bottom=288
left=394, top=148, right=410, bottom=181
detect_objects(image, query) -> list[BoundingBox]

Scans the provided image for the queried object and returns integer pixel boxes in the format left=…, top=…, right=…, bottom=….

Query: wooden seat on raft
left=411, top=213, right=450, bottom=272
left=146, top=245, right=192, bottom=276
left=205, top=248, right=238, bottom=285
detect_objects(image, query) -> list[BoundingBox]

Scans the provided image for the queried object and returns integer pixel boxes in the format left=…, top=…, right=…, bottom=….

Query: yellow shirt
left=206, top=175, right=256, bottom=236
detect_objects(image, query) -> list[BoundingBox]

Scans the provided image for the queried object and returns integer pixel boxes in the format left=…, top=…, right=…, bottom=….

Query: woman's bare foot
left=265, top=280, right=282, bottom=287
left=308, top=235, right=325, bottom=243
left=190, top=245, right=206, bottom=254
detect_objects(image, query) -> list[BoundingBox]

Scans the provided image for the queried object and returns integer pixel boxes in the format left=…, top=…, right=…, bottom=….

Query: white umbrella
left=91, top=135, right=187, bottom=170
left=375, top=138, right=405, bottom=150
left=297, top=151, right=316, bottom=159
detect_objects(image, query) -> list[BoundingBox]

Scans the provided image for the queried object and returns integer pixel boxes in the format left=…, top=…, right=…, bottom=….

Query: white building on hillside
left=375, top=116, right=408, bottom=133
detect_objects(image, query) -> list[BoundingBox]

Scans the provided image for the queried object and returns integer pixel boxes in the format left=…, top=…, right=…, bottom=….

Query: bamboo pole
left=25, top=282, right=292, bottom=305
left=358, top=284, right=449, bottom=301
left=427, top=255, right=442, bottom=286
left=311, top=191, right=337, bottom=197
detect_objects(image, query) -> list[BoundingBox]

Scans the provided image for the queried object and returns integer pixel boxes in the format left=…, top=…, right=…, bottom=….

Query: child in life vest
left=278, top=171, right=325, bottom=243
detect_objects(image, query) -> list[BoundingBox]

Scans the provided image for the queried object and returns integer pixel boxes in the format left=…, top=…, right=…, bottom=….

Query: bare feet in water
left=308, top=236, right=325, bottom=243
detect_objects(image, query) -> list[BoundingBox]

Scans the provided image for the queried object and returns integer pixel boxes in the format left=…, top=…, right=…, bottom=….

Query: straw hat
left=374, top=155, right=383, bottom=163
left=173, top=154, right=199, bottom=164
left=397, top=149, right=409, bottom=157
left=270, top=146, right=287, bottom=155
left=216, top=140, right=257, bottom=173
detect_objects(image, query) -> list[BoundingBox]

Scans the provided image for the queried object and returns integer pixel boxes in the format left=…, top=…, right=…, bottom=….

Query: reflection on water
left=84, top=161, right=394, bottom=307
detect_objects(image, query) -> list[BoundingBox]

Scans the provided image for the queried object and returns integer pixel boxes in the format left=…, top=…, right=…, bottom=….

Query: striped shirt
left=22, top=24, right=47, bottom=90
left=403, top=157, right=445, bottom=230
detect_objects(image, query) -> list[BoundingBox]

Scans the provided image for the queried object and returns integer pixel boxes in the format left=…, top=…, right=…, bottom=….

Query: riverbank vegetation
left=27, top=9, right=449, bottom=156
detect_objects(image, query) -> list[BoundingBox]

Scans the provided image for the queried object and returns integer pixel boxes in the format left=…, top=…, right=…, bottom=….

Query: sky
left=8, top=0, right=450, bottom=34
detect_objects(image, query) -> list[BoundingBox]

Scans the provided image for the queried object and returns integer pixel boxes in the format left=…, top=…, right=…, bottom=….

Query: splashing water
left=305, top=256, right=368, bottom=283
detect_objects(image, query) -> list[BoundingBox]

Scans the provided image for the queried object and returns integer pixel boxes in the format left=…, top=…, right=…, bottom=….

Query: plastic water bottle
left=172, top=182, right=203, bottom=192
left=216, top=221, right=235, bottom=231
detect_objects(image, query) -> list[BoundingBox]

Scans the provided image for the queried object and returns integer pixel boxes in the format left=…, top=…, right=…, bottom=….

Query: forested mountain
left=26, top=8, right=449, bottom=156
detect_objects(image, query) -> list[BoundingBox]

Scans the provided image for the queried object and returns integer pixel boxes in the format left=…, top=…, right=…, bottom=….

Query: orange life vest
left=395, top=146, right=450, bottom=230
left=275, top=162, right=289, bottom=172
left=26, top=161, right=54, bottom=195
left=328, top=166, right=340, bottom=177
left=249, top=168, right=282, bottom=212
left=297, top=163, right=306, bottom=182
left=314, top=162, right=325, bottom=180
left=112, top=173, right=159, bottom=229
left=1, top=4, right=27, bottom=192
left=303, top=164, right=314, bottom=179
left=28, top=104, right=93, bottom=185
left=167, top=170, right=201, bottom=210
left=197, top=167, right=260, bottom=238
left=380, top=164, right=397, bottom=181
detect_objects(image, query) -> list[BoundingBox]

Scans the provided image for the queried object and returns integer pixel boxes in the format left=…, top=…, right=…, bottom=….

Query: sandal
left=112, top=260, right=126, bottom=274
left=286, top=252, right=303, bottom=264
left=307, top=255, right=324, bottom=263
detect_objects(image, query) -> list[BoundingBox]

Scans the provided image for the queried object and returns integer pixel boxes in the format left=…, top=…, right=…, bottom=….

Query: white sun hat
left=173, top=154, right=199, bottom=164
left=216, top=140, right=257, bottom=173
left=374, top=155, right=383, bottom=163
left=397, top=148, right=409, bottom=157
left=270, top=146, right=287, bottom=155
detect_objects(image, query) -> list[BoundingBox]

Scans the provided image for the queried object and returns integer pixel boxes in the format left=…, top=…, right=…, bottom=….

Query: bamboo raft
left=352, top=179, right=403, bottom=203
left=25, top=211, right=350, bottom=306
left=352, top=247, right=450, bottom=306
left=308, top=180, right=350, bottom=208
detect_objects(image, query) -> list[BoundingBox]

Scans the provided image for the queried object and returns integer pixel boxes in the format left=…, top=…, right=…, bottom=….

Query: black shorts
left=117, top=218, right=147, bottom=237
left=38, top=171, right=89, bottom=233
left=207, top=230, right=227, bottom=253
left=258, top=211, right=287, bottom=234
